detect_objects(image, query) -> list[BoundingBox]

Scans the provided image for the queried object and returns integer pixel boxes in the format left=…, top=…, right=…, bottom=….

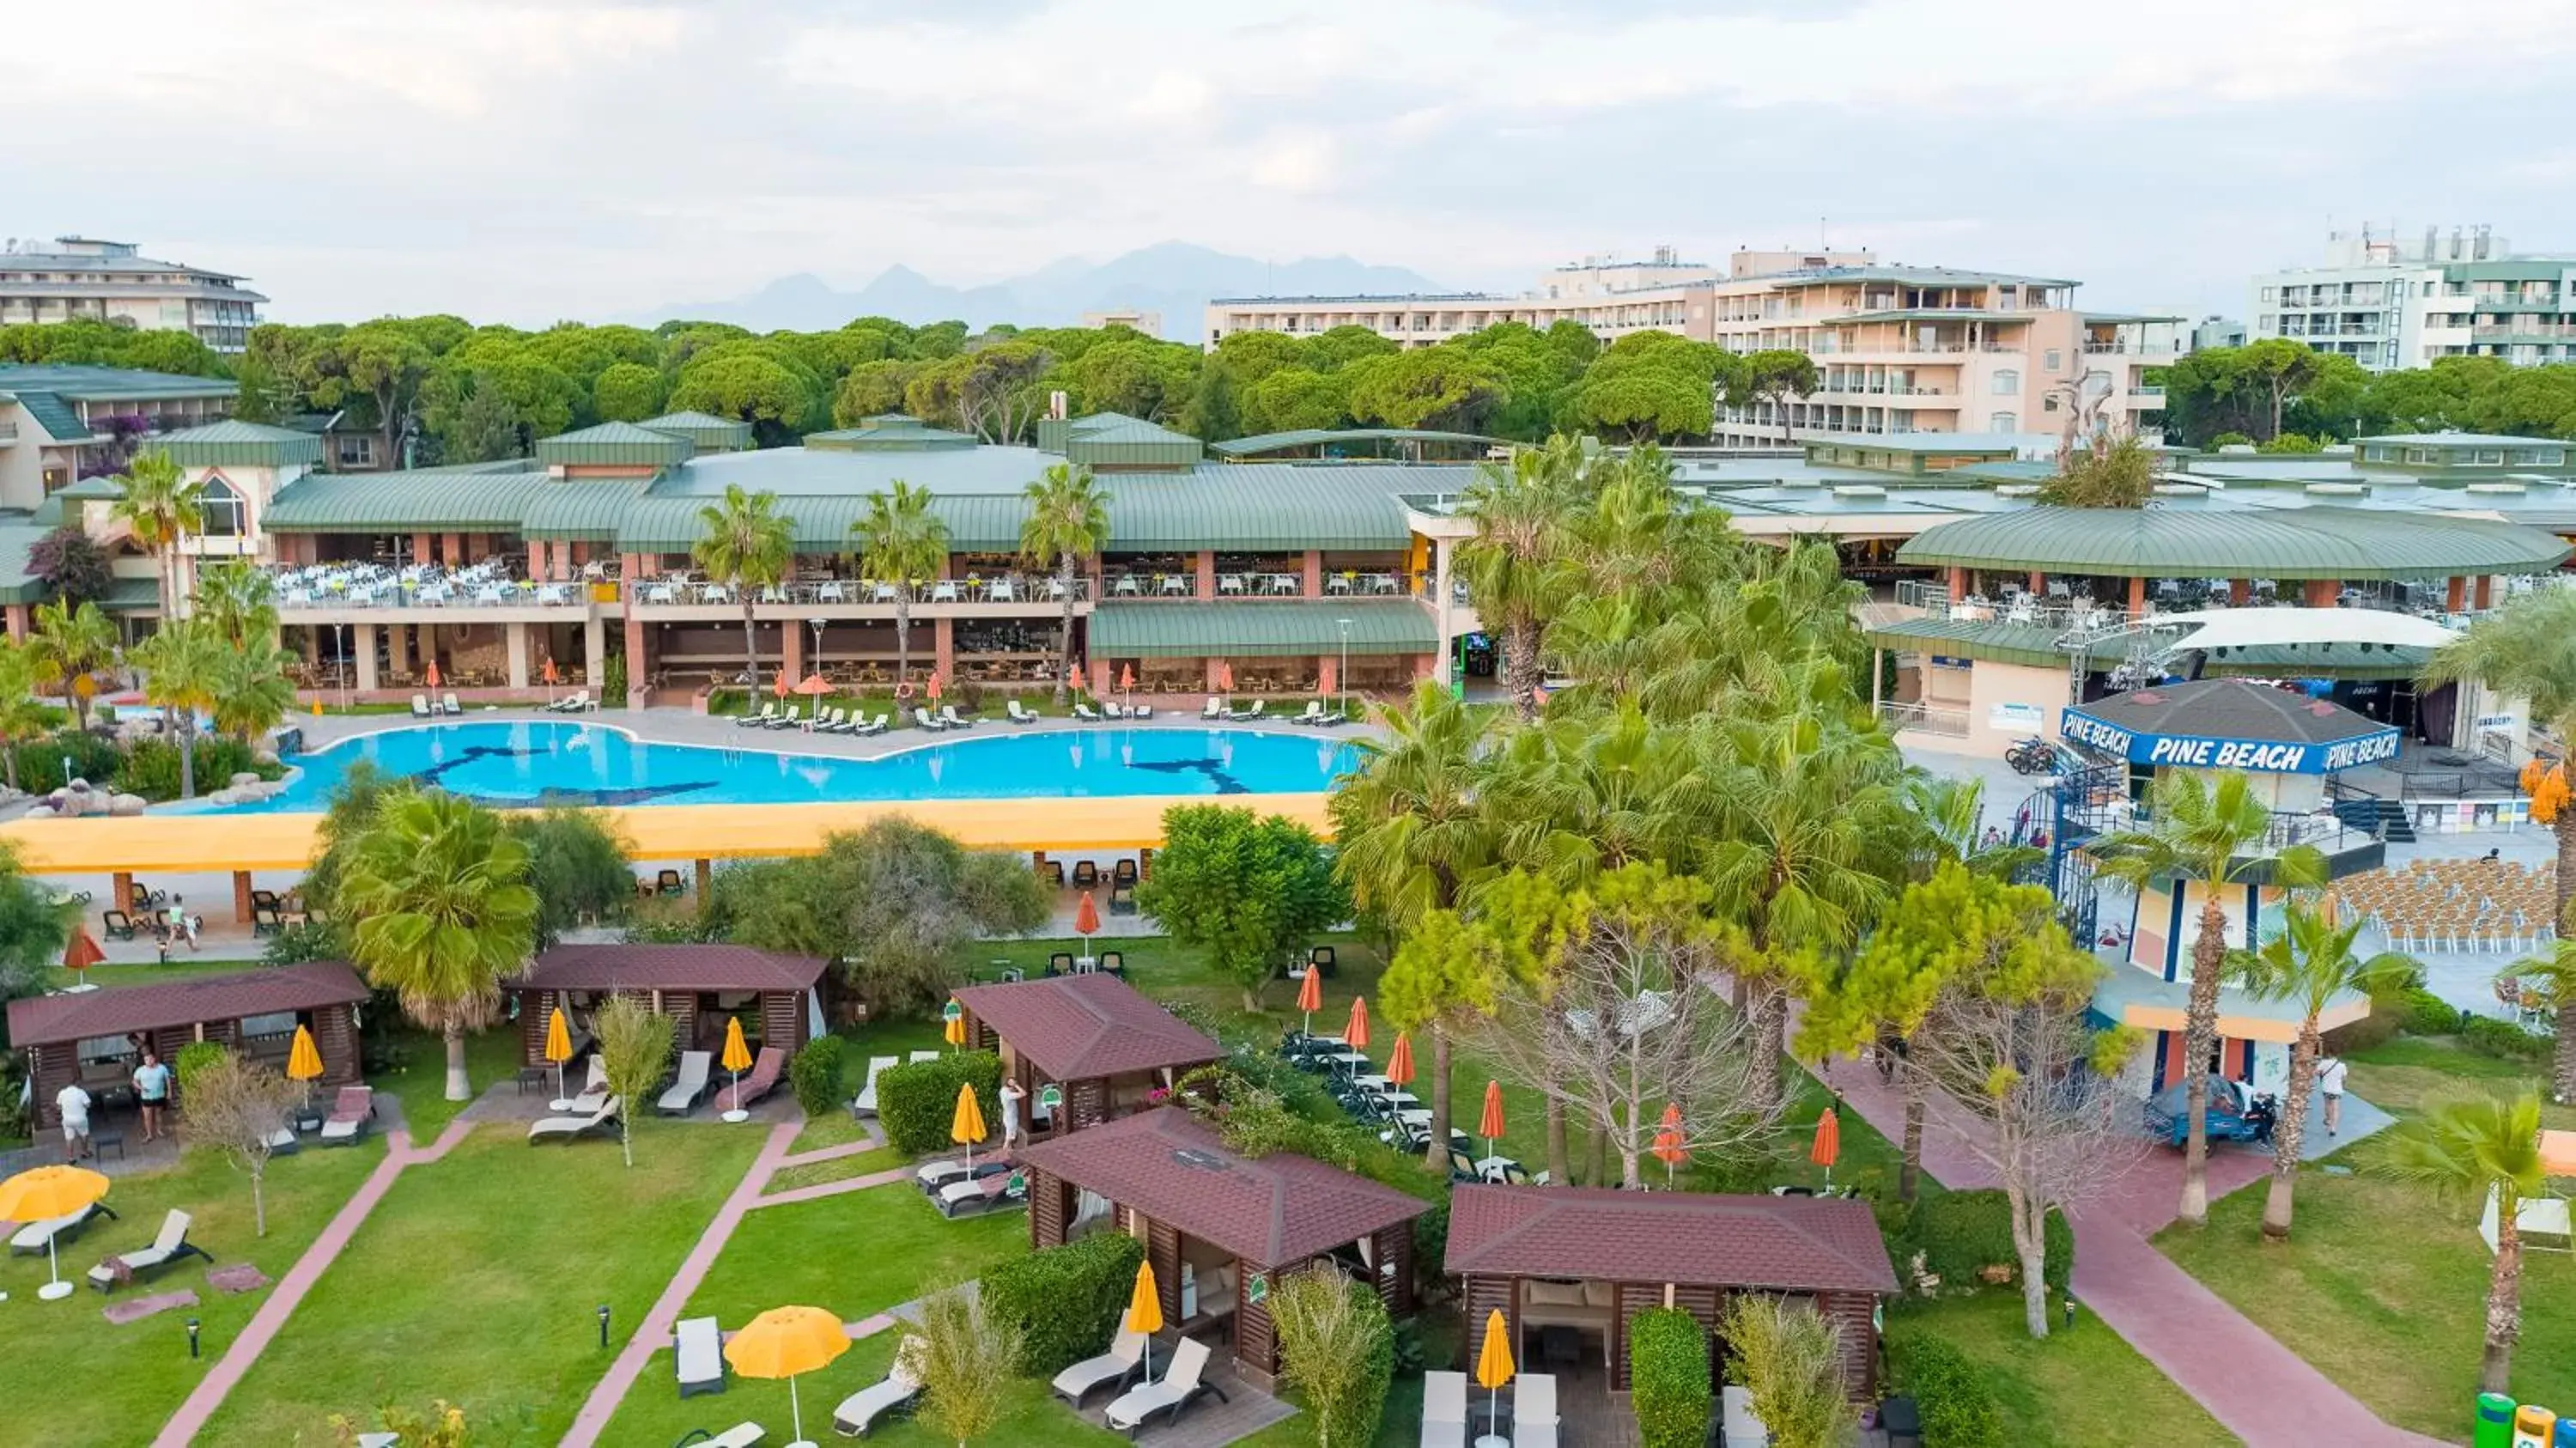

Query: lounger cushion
left=702, top=1425, right=762, bottom=1448
left=1050, top=1329, right=1145, bottom=1403
left=675, top=1315, right=725, bottom=1396
left=1105, top=1338, right=1212, bottom=1429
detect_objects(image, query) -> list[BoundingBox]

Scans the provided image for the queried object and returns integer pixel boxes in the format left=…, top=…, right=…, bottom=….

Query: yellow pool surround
left=0, top=793, right=1337, bottom=876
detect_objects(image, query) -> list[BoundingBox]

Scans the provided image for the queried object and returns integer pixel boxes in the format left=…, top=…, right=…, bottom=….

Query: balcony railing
left=627, top=573, right=1092, bottom=607
left=2082, top=340, right=2182, bottom=354
left=1875, top=701, right=1970, bottom=738
left=269, top=563, right=587, bottom=610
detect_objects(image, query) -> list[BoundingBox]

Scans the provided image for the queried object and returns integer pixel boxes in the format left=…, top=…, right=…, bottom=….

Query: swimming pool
left=210, top=721, right=1364, bottom=813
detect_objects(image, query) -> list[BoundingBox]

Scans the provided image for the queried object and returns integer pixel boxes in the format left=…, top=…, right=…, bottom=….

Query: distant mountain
left=629, top=243, right=1455, bottom=341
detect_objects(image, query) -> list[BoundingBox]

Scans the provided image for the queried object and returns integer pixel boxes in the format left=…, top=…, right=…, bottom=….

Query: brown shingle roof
left=6, top=962, right=371, bottom=1049
left=952, top=974, right=1219, bottom=1081
left=1018, top=1108, right=1427, bottom=1267
left=513, top=945, right=826, bottom=994
left=1443, top=1184, right=1899, bottom=1295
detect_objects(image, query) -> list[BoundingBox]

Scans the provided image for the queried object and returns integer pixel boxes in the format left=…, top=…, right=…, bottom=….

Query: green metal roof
left=0, top=364, right=235, bottom=401
left=1089, top=599, right=1436, bottom=659
left=1895, top=505, right=2572, bottom=581
left=95, top=576, right=163, bottom=612
left=1862, top=616, right=2432, bottom=681
left=519, top=480, right=655, bottom=541
left=2354, top=433, right=2562, bottom=448
left=805, top=417, right=980, bottom=452
left=49, top=475, right=123, bottom=501
left=149, top=420, right=324, bottom=469
left=639, top=411, right=754, bottom=452
left=1210, top=428, right=1500, bottom=459
left=261, top=469, right=553, bottom=533
left=534, top=421, right=695, bottom=468
left=15, top=392, right=91, bottom=443
left=0, top=520, right=53, bottom=605
left=1056, top=412, right=1204, bottom=470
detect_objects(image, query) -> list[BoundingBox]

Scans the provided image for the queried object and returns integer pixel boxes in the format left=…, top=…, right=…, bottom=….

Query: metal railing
left=627, top=574, right=1091, bottom=607
left=1875, top=700, right=1970, bottom=738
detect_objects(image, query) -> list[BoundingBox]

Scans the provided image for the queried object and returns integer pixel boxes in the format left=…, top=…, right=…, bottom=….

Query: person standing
left=998, top=1078, right=1027, bottom=1150
left=133, top=1052, right=173, bottom=1143
left=55, top=1081, right=94, bottom=1163
left=2317, top=1053, right=2348, bottom=1137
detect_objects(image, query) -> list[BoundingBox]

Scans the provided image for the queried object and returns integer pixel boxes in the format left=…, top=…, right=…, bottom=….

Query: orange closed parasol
left=1811, top=1106, right=1842, bottom=1187
left=1652, top=1102, right=1686, bottom=1187
left=1073, top=890, right=1100, bottom=940
left=63, top=929, right=104, bottom=972
left=1218, top=660, right=1236, bottom=692
left=772, top=668, right=793, bottom=699
left=1067, top=662, right=1083, bottom=694
left=1386, top=1031, right=1415, bottom=1088
left=1478, top=1079, right=1506, bottom=1156
left=423, top=659, right=441, bottom=690
left=1119, top=663, right=1135, bottom=692
left=1343, top=995, right=1370, bottom=1051
left=927, top=673, right=945, bottom=703
left=541, top=657, right=560, bottom=686
left=1295, top=964, right=1323, bottom=1034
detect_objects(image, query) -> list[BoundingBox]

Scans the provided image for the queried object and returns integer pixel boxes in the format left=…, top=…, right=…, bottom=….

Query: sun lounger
left=549, top=690, right=590, bottom=713
left=832, top=1357, right=925, bottom=1437
left=101, top=908, right=138, bottom=940
left=851, top=1055, right=902, bottom=1118
left=1230, top=699, right=1265, bottom=722
left=1103, top=701, right=1125, bottom=720
left=854, top=712, right=890, bottom=736
left=1103, top=1335, right=1224, bottom=1434
left=1052, top=1327, right=1149, bottom=1406
left=1133, top=703, right=1153, bottom=720
left=1201, top=697, right=1224, bottom=720
left=763, top=704, right=804, bottom=730
left=940, top=704, right=973, bottom=728
left=685, top=1424, right=762, bottom=1447
left=1293, top=700, right=1324, bottom=725
left=914, top=707, right=945, bottom=732
left=1073, top=703, right=1100, bottom=721
left=716, top=1046, right=785, bottom=1114
left=1007, top=699, right=1039, bottom=724
left=1516, top=1373, right=1559, bottom=1448
left=825, top=708, right=858, bottom=734
left=10, top=1201, right=114, bottom=1256
left=410, top=693, right=433, bottom=719
left=86, top=1209, right=210, bottom=1294
left=528, top=1096, right=621, bottom=1144
left=658, top=1050, right=714, bottom=1115
left=915, top=1156, right=1009, bottom=1196
left=675, top=1315, right=726, bottom=1397
left=1039, top=861, right=1066, bottom=888
left=738, top=703, right=776, bottom=728
left=1072, top=861, right=1100, bottom=889
left=319, top=1086, right=374, bottom=1146
left=442, top=691, right=463, bottom=715
left=1422, top=1370, right=1469, bottom=1448
left=569, top=1056, right=611, bottom=1114
left=657, top=867, right=687, bottom=896
left=939, top=1169, right=1026, bottom=1218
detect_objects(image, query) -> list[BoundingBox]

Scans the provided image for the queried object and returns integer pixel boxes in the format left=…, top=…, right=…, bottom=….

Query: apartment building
left=0, top=235, right=267, bottom=353
left=1202, top=246, right=1786, bottom=350
left=2251, top=226, right=2576, bottom=371
left=0, top=363, right=237, bottom=504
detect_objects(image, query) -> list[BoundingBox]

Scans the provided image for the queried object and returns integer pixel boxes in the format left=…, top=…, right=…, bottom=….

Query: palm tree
left=1454, top=436, right=1583, bottom=721
left=1019, top=462, right=1110, bottom=705
left=2091, top=770, right=2328, bottom=1226
left=107, top=450, right=204, bottom=620
left=29, top=598, right=115, bottom=732
left=192, top=559, right=280, bottom=648
left=211, top=642, right=299, bottom=746
left=131, top=619, right=228, bottom=800
left=691, top=484, right=796, bottom=698
left=2227, top=901, right=2413, bottom=1239
left=851, top=480, right=951, bottom=687
left=337, top=790, right=539, bottom=1101
left=1906, top=773, right=2040, bottom=880
left=2371, top=1090, right=2549, bottom=1393
left=2502, top=942, right=2576, bottom=1104
left=0, top=641, right=60, bottom=792
left=1332, top=682, right=1495, bottom=1159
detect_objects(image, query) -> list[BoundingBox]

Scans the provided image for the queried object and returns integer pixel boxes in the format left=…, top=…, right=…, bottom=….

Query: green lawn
left=0, top=1140, right=386, bottom=1448
left=364, top=1024, right=527, bottom=1141
left=44, top=956, right=268, bottom=992
left=1886, top=1293, right=2239, bottom=1448
left=2345, top=1034, right=2576, bottom=1130
left=687, top=1182, right=1030, bottom=1330
left=194, top=1123, right=762, bottom=1446
left=790, top=1013, right=948, bottom=1154
left=767, top=1146, right=903, bottom=1195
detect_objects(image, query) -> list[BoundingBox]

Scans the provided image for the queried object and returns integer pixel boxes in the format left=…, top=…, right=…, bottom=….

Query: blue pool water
left=211, top=721, right=1364, bottom=813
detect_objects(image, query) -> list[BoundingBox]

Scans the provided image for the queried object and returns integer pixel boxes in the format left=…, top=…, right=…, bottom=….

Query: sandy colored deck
left=0, top=792, right=1335, bottom=873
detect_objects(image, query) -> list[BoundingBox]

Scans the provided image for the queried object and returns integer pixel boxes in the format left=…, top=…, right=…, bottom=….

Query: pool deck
left=3, top=704, right=1361, bottom=885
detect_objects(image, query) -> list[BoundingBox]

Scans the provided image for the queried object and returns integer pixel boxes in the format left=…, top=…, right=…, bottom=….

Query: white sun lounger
left=1007, top=699, right=1039, bottom=724
left=657, top=1050, right=713, bottom=1116
left=1201, top=697, right=1224, bottom=720
left=410, top=693, right=433, bottom=719
left=908, top=1050, right=940, bottom=1064
left=941, top=704, right=973, bottom=728
left=697, top=1424, right=762, bottom=1448
left=442, top=691, right=462, bottom=715
left=914, top=707, right=945, bottom=732
left=1073, top=703, right=1100, bottom=721
left=84, top=1208, right=209, bottom=1293
left=1052, top=1327, right=1147, bottom=1406
left=568, top=1056, right=611, bottom=1114
left=9, top=1201, right=110, bottom=1255
left=1421, top=1370, right=1468, bottom=1448
left=528, top=1097, right=621, bottom=1144
left=1103, top=1335, right=1224, bottom=1433
left=1517, top=1372, right=1560, bottom=1448
left=675, top=1315, right=726, bottom=1397
left=831, top=1358, right=924, bottom=1436
left=851, top=1055, right=901, bottom=1118
left=854, top=712, right=890, bottom=736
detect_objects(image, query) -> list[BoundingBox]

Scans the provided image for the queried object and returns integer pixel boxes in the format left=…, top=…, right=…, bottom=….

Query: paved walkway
left=1820, top=1059, right=2449, bottom=1448
left=150, top=1115, right=476, bottom=1448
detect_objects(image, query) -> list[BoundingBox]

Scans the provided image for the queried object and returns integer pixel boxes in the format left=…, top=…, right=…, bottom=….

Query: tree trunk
left=622, top=1116, right=635, bottom=1169
left=740, top=598, right=761, bottom=698
left=1619, top=1142, right=1642, bottom=1190
left=252, top=1168, right=267, bottom=1238
left=444, top=1022, right=471, bottom=1102
left=1427, top=1025, right=1453, bottom=1167
left=2483, top=1213, right=2522, bottom=1393
left=2012, top=1187, right=2053, bottom=1340
left=178, top=720, right=196, bottom=800
left=1504, top=617, right=1544, bottom=722
left=2178, top=897, right=2229, bottom=1227
left=1746, top=978, right=1789, bottom=1118
left=1055, top=556, right=1076, bottom=705
left=1544, top=1098, right=1570, bottom=1186
left=1588, top=1123, right=1607, bottom=1189
left=1899, top=1063, right=1927, bottom=1203
left=896, top=598, right=914, bottom=687
left=3, top=744, right=17, bottom=794
left=2263, top=1025, right=2323, bottom=1241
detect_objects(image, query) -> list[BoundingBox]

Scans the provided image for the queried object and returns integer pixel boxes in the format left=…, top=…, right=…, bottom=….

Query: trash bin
left=2477, top=1394, right=2518, bottom=1448
left=2517, top=1404, right=2556, bottom=1448
left=1878, top=1394, right=1922, bottom=1448
left=2555, top=1415, right=2576, bottom=1448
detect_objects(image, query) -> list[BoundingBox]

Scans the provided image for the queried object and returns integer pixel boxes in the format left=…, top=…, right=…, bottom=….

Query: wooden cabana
left=951, top=973, right=1220, bottom=1140
left=507, top=944, right=826, bottom=1066
left=7, top=962, right=369, bottom=1129
left=1443, top=1184, right=1900, bottom=1396
left=1018, top=1107, right=1429, bottom=1391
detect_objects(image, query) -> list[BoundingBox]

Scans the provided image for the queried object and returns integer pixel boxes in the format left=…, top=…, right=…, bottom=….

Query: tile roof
left=6, top=962, right=372, bottom=1049
left=951, top=973, right=1220, bottom=1081
left=1018, top=1107, right=1429, bottom=1267
left=1444, top=1184, right=1899, bottom=1294
left=513, top=944, right=827, bottom=994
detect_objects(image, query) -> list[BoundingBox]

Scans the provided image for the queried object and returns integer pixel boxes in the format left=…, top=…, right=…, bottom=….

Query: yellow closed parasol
left=1475, top=1306, right=1516, bottom=1432
left=1126, top=1258, right=1163, bottom=1378
left=952, top=1082, right=987, bottom=1170
left=720, top=1017, right=755, bottom=1123
left=544, top=1007, right=576, bottom=1110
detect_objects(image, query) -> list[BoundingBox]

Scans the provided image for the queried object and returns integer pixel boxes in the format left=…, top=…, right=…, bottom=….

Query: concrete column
left=2027, top=570, right=2044, bottom=593
left=528, top=540, right=546, bottom=581
left=505, top=623, right=531, bottom=690
left=2231, top=578, right=2251, bottom=605
left=1303, top=551, right=1323, bottom=599
left=1947, top=566, right=1967, bottom=604
left=623, top=611, right=648, bottom=705
left=1432, top=538, right=1455, bottom=686
left=1195, top=550, right=1217, bottom=601
left=2303, top=578, right=2340, bottom=608
left=621, top=551, right=647, bottom=584
left=2126, top=575, right=2147, bottom=613
left=4, top=604, right=27, bottom=640
left=584, top=614, right=606, bottom=689
left=1205, top=655, right=1225, bottom=693
left=354, top=624, right=380, bottom=692
left=933, top=618, right=956, bottom=680
left=112, top=872, right=133, bottom=914
left=2446, top=575, right=2468, bottom=611
left=1315, top=653, right=1339, bottom=698
left=2475, top=575, right=2495, bottom=610
left=1090, top=656, right=1111, bottom=697
left=440, top=532, right=464, bottom=565
left=566, top=542, right=586, bottom=579
left=386, top=623, right=410, bottom=679
left=232, top=871, right=254, bottom=925
left=781, top=621, right=804, bottom=683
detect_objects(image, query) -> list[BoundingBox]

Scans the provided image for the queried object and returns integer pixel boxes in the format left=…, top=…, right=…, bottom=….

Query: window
left=240, top=1011, right=298, bottom=1040
left=1991, top=411, right=2018, bottom=432
left=2473, top=449, right=2504, bottom=465
left=2042, top=395, right=2060, bottom=412
left=1990, top=369, right=2020, bottom=395
left=2364, top=445, right=2397, bottom=462
left=2043, top=349, right=2063, bottom=371
left=2260, top=286, right=2276, bottom=301
left=2257, top=313, right=2276, bottom=334
left=2406, top=447, right=2435, bottom=465
left=197, top=477, right=245, bottom=537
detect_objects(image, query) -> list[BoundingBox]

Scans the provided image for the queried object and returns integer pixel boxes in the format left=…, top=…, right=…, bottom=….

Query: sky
left=10, top=0, right=2576, bottom=328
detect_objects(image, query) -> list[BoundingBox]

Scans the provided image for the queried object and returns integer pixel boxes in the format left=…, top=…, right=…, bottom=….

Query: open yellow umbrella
left=1474, top=1306, right=1516, bottom=1433
left=1126, top=1259, right=1163, bottom=1378
left=952, top=1081, right=987, bottom=1170
left=720, top=1017, right=755, bottom=1123
left=544, top=1007, right=576, bottom=1110
left=724, top=1304, right=848, bottom=1445
left=0, top=1165, right=111, bottom=1300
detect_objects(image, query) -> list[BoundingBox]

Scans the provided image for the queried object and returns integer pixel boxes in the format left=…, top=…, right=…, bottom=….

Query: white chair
left=656, top=1050, right=713, bottom=1116
left=1422, top=1369, right=1468, bottom=1448
left=988, top=579, right=1016, bottom=602
left=1516, top=1373, right=1558, bottom=1448
left=851, top=1055, right=902, bottom=1117
left=930, top=581, right=959, bottom=603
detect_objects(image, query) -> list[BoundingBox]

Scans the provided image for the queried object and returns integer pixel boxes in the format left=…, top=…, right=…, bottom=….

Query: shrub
left=21, top=729, right=125, bottom=795
left=1411, top=1199, right=1451, bottom=1306
left=1629, top=1307, right=1713, bottom=1448
left=262, top=921, right=339, bottom=965
left=876, top=1049, right=1002, bottom=1156
left=1889, top=1334, right=2005, bottom=1448
left=173, top=1040, right=230, bottom=1103
left=789, top=1035, right=845, bottom=1117
left=980, top=1229, right=1144, bottom=1377
left=1271, top=1268, right=1393, bottom=1448
left=120, top=736, right=270, bottom=801
left=2398, top=987, right=2463, bottom=1037
left=1908, top=1189, right=2072, bottom=1292
left=2462, top=1014, right=2551, bottom=1062
left=602, top=653, right=628, bottom=706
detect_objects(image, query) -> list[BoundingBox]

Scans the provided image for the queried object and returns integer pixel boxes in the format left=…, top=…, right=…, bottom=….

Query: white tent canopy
left=2154, top=606, right=2460, bottom=656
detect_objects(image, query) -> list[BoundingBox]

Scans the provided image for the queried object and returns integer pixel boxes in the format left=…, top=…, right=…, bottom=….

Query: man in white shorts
left=56, top=1081, right=94, bottom=1163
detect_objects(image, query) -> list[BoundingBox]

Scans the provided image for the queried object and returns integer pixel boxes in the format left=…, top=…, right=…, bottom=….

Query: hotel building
left=0, top=236, right=267, bottom=353
left=2250, top=226, right=2576, bottom=371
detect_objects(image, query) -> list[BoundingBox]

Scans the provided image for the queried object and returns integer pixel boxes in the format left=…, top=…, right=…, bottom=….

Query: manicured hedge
left=1629, top=1306, right=1712, bottom=1448
left=2462, top=1014, right=2551, bottom=1062
left=876, top=1049, right=1002, bottom=1156
left=1889, top=1334, right=2005, bottom=1448
left=981, top=1229, right=1145, bottom=1377
left=789, top=1035, right=844, bottom=1117
left=1908, top=1189, right=2072, bottom=1292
